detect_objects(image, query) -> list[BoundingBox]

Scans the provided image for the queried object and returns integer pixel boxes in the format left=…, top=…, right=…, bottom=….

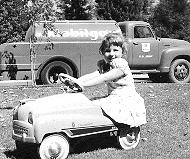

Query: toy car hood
left=18, top=93, right=92, bottom=115
left=16, top=93, right=113, bottom=127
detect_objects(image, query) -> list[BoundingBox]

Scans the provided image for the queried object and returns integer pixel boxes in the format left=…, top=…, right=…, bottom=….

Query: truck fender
left=159, top=46, right=190, bottom=72
left=36, top=56, right=79, bottom=80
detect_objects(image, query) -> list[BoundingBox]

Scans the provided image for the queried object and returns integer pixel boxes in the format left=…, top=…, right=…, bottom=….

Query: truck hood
left=160, top=38, right=190, bottom=47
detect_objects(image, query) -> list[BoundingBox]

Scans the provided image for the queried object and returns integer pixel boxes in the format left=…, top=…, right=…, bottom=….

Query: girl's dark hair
left=99, top=33, right=127, bottom=55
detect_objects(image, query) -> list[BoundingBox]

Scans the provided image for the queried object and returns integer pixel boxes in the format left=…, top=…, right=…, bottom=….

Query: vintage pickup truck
left=0, top=20, right=190, bottom=84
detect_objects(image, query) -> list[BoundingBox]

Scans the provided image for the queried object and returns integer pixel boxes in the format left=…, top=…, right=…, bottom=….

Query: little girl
left=78, top=32, right=146, bottom=132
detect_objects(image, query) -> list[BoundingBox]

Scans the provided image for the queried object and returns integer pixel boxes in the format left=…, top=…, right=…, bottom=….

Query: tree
left=95, top=0, right=151, bottom=21
left=149, top=0, right=190, bottom=42
left=64, top=0, right=97, bottom=20
left=20, top=0, right=66, bottom=24
left=0, top=0, right=27, bottom=44
left=0, top=0, right=153, bottom=45
left=0, top=0, right=66, bottom=44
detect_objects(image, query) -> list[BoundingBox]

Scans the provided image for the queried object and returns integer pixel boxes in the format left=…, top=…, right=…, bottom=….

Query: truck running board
left=131, top=70, right=160, bottom=74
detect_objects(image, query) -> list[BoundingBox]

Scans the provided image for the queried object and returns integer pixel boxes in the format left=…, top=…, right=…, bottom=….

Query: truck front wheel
left=169, top=59, right=190, bottom=83
left=41, top=61, right=74, bottom=85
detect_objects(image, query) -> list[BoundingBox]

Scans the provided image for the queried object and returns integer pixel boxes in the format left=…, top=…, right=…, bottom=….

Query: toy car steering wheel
left=58, top=73, right=84, bottom=92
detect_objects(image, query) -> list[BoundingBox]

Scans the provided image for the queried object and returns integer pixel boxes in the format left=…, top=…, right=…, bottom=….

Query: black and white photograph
left=0, top=0, right=190, bottom=158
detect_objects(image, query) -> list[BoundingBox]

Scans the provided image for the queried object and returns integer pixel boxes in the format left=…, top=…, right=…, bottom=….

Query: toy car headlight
left=28, top=112, right=33, bottom=124
left=13, top=102, right=21, bottom=120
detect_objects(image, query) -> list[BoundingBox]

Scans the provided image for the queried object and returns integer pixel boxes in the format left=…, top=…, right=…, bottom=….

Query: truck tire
left=41, top=61, right=74, bottom=85
left=169, top=59, right=190, bottom=83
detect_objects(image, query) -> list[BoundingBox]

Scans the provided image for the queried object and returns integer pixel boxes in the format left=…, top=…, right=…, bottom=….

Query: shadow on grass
left=4, top=149, right=40, bottom=159
left=4, top=135, right=118, bottom=159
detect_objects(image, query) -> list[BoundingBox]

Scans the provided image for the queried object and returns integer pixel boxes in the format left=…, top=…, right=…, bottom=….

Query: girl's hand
left=58, top=73, right=84, bottom=92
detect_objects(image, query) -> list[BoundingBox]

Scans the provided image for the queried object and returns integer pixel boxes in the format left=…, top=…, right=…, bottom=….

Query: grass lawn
left=0, top=83, right=190, bottom=159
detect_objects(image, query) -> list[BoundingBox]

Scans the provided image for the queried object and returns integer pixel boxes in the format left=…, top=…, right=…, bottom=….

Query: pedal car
left=12, top=74, right=141, bottom=159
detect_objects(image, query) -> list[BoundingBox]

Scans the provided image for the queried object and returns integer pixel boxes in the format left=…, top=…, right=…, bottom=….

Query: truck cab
left=119, top=21, right=160, bottom=68
left=119, top=21, right=190, bottom=83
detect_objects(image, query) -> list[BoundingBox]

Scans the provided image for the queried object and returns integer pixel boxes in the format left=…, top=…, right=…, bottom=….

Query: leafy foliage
left=25, top=0, right=66, bottom=21
left=0, top=0, right=27, bottom=44
left=95, top=0, right=150, bottom=21
left=0, top=0, right=98, bottom=44
left=1, top=0, right=190, bottom=44
left=64, top=0, right=97, bottom=20
left=149, top=0, right=190, bottom=41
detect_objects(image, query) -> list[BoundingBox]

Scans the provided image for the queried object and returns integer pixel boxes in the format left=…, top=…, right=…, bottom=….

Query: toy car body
left=12, top=77, right=141, bottom=159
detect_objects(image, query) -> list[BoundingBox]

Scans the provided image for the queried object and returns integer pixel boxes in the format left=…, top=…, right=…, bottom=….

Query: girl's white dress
left=92, top=58, right=147, bottom=127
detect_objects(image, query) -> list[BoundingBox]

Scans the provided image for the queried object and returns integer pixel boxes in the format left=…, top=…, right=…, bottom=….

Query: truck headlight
left=28, top=112, right=33, bottom=124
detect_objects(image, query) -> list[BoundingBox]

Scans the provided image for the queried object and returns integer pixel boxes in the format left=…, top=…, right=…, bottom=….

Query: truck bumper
left=159, top=66, right=170, bottom=72
left=12, top=120, right=36, bottom=143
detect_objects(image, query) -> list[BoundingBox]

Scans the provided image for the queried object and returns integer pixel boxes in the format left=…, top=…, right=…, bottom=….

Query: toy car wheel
left=169, top=59, right=190, bottom=83
left=117, top=126, right=140, bottom=150
left=41, top=61, right=74, bottom=85
left=39, top=134, right=70, bottom=159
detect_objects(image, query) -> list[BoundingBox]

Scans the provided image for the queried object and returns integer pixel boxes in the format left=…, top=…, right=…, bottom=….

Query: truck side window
left=134, top=27, right=140, bottom=38
left=134, top=26, right=153, bottom=38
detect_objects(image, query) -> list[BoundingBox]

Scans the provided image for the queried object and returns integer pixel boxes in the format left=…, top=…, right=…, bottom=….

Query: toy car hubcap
left=123, top=134, right=136, bottom=144
left=118, top=127, right=140, bottom=150
left=39, top=134, right=70, bottom=159
left=48, top=142, right=61, bottom=157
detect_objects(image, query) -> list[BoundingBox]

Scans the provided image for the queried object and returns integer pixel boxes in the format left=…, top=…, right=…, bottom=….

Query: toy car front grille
left=13, top=124, right=28, bottom=136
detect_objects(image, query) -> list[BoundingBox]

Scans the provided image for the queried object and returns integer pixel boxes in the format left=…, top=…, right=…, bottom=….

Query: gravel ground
left=0, top=83, right=190, bottom=159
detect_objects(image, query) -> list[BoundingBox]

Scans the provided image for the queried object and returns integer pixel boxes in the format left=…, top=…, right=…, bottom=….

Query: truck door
left=130, top=25, right=159, bottom=68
